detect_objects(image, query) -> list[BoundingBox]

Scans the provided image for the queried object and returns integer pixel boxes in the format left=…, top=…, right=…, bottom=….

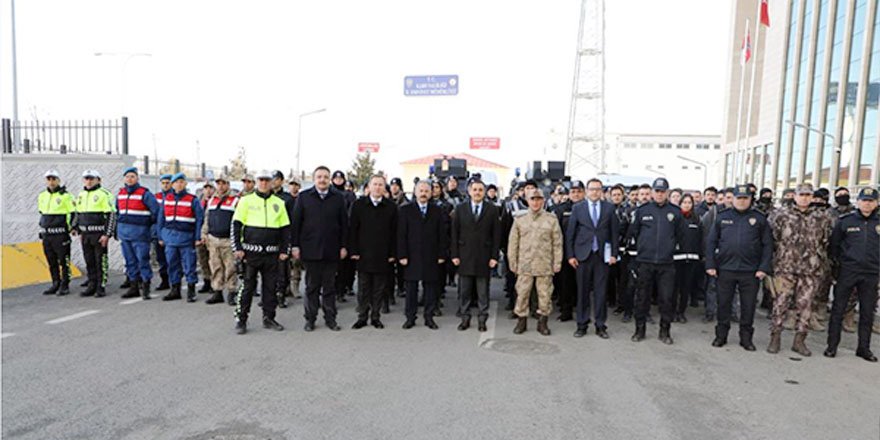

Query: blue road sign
left=404, top=75, right=459, bottom=96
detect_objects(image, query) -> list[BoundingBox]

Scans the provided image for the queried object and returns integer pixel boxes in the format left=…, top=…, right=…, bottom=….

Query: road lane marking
left=478, top=300, right=498, bottom=347
left=45, top=310, right=100, bottom=325
left=1, top=333, right=15, bottom=339
left=119, top=298, right=143, bottom=305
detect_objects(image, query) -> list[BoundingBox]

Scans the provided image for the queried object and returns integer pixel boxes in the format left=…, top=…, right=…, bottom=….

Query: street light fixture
left=296, top=108, right=327, bottom=177
left=785, top=120, right=840, bottom=187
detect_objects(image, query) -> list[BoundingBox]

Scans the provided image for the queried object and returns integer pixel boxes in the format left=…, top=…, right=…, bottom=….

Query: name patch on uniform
left=749, top=217, right=756, bottom=226
left=666, top=213, right=674, bottom=222
left=721, top=219, right=734, bottom=225
left=642, top=215, right=654, bottom=221
left=846, top=227, right=861, bottom=233
left=688, top=223, right=698, bottom=229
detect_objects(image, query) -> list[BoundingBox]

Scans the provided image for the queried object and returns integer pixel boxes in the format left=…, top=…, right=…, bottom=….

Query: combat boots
left=767, top=329, right=782, bottom=353
left=162, top=284, right=182, bottom=301
left=186, top=283, right=197, bottom=302
left=156, top=275, right=170, bottom=291
left=121, top=280, right=141, bottom=299
left=631, top=323, right=646, bottom=342
left=513, top=317, right=527, bottom=334
left=227, top=291, right=237, bottom=306
left=43, top=281, right=60, bottom=295
left=141, top=281, right=151, bottom=300
left=537, top=316, right=551, bottom=336
left=792, top=332, right=812, bottom=357
left=206, top=290, right=225, bottom=304
left=198, top=278, right=212, bottom=293
left=659, top=326, right=673, bottom=345
left=808, top=314, right=825, bottom=332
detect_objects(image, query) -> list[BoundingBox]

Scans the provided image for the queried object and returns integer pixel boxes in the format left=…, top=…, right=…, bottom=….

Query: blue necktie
left=591, top=202, right=599, bottom=252
left=421, top=206, right=427, bottom=217
left=473, top=204, right=480, bottom=218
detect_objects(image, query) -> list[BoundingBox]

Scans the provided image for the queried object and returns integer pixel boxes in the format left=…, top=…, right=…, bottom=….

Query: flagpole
left=743, top=2, right=763, bottom=184
left=732, top=18, right=750, bottom=185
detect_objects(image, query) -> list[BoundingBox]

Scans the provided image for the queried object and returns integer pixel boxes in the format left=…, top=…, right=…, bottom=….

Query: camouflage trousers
left=197, top=242, right=212, bottom=280
left=514, top=275, right=553, bottom=318
left=289, top=257, right=304, bottom=295
left=772, top=274, right=820, bottom=333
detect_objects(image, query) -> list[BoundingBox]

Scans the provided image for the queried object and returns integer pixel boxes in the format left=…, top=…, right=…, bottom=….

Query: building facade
left=606, top=133, right=723, bottom=190
left=723, top=0, right=879, bottom=191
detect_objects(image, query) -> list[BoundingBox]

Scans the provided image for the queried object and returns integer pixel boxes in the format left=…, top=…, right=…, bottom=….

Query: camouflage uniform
left=768, top=204, right=832, bottom=334
left=507, top=208, right=563, bottom=318
left=813, top=206, right=837, bottom=327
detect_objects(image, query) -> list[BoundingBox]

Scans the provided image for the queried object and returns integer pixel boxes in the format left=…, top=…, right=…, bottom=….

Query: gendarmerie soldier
left=824, top=187, right=879, bottom=362
left=116, top=167, right=160, bottom=300
left=553, top=180, right=585, bottom=322
left=152, top=174, right=173, bottom=291
left=705, top=185, right=773, bottom=351
left=231, top=170, right=290, bottom=334
left=626, top=178, right=683, bottom=344
left=38, top=169, right=76, bottom=296
left=157, top=173, right=204, bottom=302
left=73, top=170, right=116, bottom=298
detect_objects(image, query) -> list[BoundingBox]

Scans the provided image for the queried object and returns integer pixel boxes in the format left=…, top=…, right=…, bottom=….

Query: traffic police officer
left=152, top=174, right=173, bottom=291
left=626, top=177, right=683, bottom=344
left=38, top=169, right=76, bottom=296
left=157, top=173, right=204, bottom=302
left=116, top=167, right=160, bottom=300
left=73, top=170, right=116, bottom=297
left=824, top=187, right=879, bottom=362
left=705, top=185, right=773, bottom=351
left=231, top=170, right=291, bottom=334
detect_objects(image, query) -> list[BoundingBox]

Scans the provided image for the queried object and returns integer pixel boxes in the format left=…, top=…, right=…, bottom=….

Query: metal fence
left=2, top=117, right=128, bottom=155
left=132, top=156, right=230, bottom=179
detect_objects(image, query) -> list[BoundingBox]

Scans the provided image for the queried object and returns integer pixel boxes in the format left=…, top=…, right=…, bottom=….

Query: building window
left=695, top=143, right=709, bottom=150
left=623, top=142, right=637, bottom=149
left=713, top=144, right=721, bottom=149
left=682, top=166, right=689, bottom=170
left=622, top=164, right=629, bottom=169
left=657, top=165, right=665, bottom=169
left=695, top=166, right=702, bottom=170
left=676, top=143, right=689, bottom=149
left=659, top=143, right=672, bottom=149
left=640, top=143, right=653, bottom=149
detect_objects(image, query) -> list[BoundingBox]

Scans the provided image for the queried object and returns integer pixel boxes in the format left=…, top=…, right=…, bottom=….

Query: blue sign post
left=404, top=75, right=459, bottom=96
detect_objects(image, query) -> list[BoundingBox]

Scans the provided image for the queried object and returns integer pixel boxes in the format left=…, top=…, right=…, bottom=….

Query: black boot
left=94, top=285, right=106, bottom=298
left=57, top=282, right=70, bottom=296
left=278, top=293, right=288, bottom=308
left=659, top=326, right=674, bottom=345
left=162, top=284, right=182, bottom=301
left=227, top=291, right=237, bottom=306
left=457, top=316, right=471, bottom=331
left=43, top=281, right=60, bottom=295
left=263, top=316, right=284, bottom=331
left=631, top=323, right=646, bottom=342
left=121, top=280, right=141, bottom=298
left=120, top=276, right=132, bottom=289
left=80, top=279, right=90, bottom=287
left=156, top=276, right=170, bottom=291
left=198, top=278, right=212, bottom=293
left=141, top=281, right=151, bottom=300
left=186, top=283, right=197, bottom=302
left=478, top=315, right=488, bottom=332
left=80, top=282, right=96, bottom=297
left=235, top=319, right=247, bottom=335
left=206, top=290, right=225, bottom=304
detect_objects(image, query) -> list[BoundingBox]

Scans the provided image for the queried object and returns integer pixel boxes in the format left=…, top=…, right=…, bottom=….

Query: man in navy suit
left=565, top=178, right=620, bottom=338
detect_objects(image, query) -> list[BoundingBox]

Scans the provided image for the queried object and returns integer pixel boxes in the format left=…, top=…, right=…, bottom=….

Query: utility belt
left=41, top=227, right=69, bottom=235
left=673, top=253, right=700, bottom=261
left=242, top=243, right=280, bottom=253
left=78, top=225, right=106, bottom=233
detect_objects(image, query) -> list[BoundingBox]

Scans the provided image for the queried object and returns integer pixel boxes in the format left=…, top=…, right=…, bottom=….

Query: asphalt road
left=2, top=274, right=879, bottom=440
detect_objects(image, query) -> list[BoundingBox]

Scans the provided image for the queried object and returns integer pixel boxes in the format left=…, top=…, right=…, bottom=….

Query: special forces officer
left=231, top=171, right=291, bottom=334
left=824, top=188, right=879, bottom=362
left=705, top=185, right=773, bottom=351
left=38, top=170, right=76, bottom=296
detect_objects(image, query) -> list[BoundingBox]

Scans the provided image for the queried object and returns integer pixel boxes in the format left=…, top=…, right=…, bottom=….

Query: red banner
left=469, top=137, right=500, bottom=150
left=358, top=142, right=380, bottom=153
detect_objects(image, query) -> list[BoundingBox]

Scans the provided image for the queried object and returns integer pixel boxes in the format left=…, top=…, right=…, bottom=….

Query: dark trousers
left=446, top=260, right=458, bottom=285
left=236, top=252, right=279, bottom=321
left=575, top=252, right=609, bottom=329
left=406, top=281, right=438, bottom=322
left=80, top=232, right=108, bottom=288
left=153, top=239, right=168, bottom=278
left=303, top=260, right=338, bottom=324
left=357, top=271, right=387, bottom=321
left=827, top=271, right=879, bottom=352
left=395, top=262, right=406, bottom=292
left=42, top=234, right=71, bottom=286
left=621, top=257, right=637, bottom=315
left=634, top=262, right=675, bottom=327
left=715, top=271, right=758, bottom=341
left=458, top=275, right=489, bottom=318
left=674, top=260, right=701, bottom=314
left=557, top=263, right=577, bottom=316
left=335, top=257, right=354, bottom=297
left=277, top=258, right=291, bottom=295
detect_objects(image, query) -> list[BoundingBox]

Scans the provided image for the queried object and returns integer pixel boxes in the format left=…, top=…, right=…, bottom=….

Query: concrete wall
left=2, top=153, right=137, bottom=273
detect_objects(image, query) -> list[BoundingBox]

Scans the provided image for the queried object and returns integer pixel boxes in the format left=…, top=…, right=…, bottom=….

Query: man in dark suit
left=349, top=175, right=398, bottom=330
left=398, top=180, right=448, bottom=329
left=451, top=179, right=501, bottom=332
left=291, top=166, right=349, bottom=332
left=565, top=178, right=620, bottom=339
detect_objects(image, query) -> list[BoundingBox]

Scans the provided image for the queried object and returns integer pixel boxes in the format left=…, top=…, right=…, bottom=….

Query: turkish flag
left=760, top=0, right=771, bottom=27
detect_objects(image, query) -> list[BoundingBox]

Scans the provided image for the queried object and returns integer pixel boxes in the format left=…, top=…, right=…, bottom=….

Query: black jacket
left=450, top=201, right=501, bottom=277
left=349, top=196, right=398, bottom=273
left=705, top=207, right=773, bottom=273
left=397, top=202, right=449, bottom=282
left=626, top=201, right=684, bottom=265
left=674, top=211, right=703, bottom=261
left=831, top=209, right=879, bottom=275
left=291, top=187, right=349, bottom=262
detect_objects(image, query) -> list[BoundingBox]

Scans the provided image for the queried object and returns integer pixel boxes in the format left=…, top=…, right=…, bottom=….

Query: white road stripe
left=1, top=333, right=15, bottom=339
left=45, top=310, right=100, bottom=325
left=478, top=300, right=498, bottom=347
left=119, top=298, right=143, bottom=305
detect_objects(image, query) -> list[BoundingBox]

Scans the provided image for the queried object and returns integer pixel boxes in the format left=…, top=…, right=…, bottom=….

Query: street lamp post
left=296, top=108, right=327, bottom=177
left=785, top=120, right=840, bottom=187
left=677, top=155, right=709, bottom=189
left=94, top=52, right=153, bottom=115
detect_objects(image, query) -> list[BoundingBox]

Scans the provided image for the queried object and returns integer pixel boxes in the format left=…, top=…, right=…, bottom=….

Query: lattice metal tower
left=564, top=0, right=605, bottom=178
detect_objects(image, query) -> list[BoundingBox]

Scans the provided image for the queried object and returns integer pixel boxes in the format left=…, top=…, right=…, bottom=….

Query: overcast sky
left=1, top=0, right=731, bottom=176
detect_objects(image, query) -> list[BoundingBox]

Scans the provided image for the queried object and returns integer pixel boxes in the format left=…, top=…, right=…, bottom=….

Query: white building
left=602, top=133, right=723, bottom=190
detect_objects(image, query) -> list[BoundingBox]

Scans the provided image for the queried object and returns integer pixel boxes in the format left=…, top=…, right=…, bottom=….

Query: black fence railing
left=132, top=156, right=231, bottom=179
left=2, top=117, right=128, bottom=155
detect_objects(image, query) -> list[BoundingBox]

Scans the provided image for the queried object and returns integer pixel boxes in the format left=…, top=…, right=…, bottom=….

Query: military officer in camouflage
left=767, top=183, right=833, bottom=356
left=507, top=189, right=563, bottom=336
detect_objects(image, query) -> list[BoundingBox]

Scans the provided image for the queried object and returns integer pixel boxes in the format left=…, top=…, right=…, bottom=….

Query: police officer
left=626, top=177, right=683, bottom=344
left=231, top=171, right=290, bottom=334
left=116, top=167, right=160, bottom=300
left=73, top=170, right=116, bottom=297
left=157, top=173, right=204, bottom=302
left=824, top=187, right=879, bottom=362
left=38, top=170, right=76, bottom=296
left=553, top=180, right=585, bottom=321
left=705, top=185, right=773, bottom=351
left=287, top=177, right=304, bottom=299
left=152, top=174, right=173, bottom=291
left=202, top=174, right=239, bottom=305
left=269, top=170, right=296, bottom=308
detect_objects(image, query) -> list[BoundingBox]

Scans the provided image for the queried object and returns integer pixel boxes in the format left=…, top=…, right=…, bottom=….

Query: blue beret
left=123, top=167, right=138, bottom=176
left=159, top=174, right=173, bottom=181
left=171, top=173, right=186, bottom=182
